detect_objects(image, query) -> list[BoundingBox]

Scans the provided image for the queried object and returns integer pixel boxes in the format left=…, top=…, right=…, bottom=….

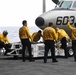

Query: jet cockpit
left=55, top=0, right=76, bottom=9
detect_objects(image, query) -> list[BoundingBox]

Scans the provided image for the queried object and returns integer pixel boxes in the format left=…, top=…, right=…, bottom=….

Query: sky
left=0, top=0, right=56, bottom=27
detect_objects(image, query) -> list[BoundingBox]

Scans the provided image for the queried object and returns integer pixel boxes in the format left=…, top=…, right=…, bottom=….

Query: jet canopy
left=55, top=0, right=76, bottom=9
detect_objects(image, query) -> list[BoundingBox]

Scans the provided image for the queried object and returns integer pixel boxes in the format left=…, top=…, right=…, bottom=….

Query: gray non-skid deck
left=0, top=56, right=76, bottom=75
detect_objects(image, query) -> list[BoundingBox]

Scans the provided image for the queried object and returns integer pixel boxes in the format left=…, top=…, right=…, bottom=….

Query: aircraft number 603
left=56, top=16, right=75, bottom=25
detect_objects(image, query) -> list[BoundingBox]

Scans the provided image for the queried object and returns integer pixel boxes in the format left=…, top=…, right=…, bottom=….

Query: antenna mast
left=43, top=0, right=46, bottom=13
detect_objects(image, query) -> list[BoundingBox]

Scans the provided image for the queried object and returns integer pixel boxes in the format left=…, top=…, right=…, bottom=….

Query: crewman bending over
left=0, top=30, right=11, bottom=55
left=32, top=30, right=43, bottom=42
left=56, top=28, right=70, bottom=58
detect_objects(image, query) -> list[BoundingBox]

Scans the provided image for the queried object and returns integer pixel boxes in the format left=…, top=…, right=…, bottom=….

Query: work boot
left=44, top=61, right=47, bottom=63
left=75, top=59, right=76, bottom=62
left=22, top=59, right=26, bottom=62
left=23, top=60, right=25, bottom=62
left=64, top=56, right=68, bottom=59
left=44, top=60, right=47, bottom=63
left=52, top=60, right=58, bottom=62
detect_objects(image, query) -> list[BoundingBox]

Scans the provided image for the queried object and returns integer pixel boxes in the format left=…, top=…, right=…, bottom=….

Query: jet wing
left=52, top=0, right=59, bottom=4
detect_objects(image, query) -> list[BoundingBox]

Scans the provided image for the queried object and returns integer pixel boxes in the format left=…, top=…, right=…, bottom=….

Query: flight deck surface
left=0, top=56, right=76, bottom=75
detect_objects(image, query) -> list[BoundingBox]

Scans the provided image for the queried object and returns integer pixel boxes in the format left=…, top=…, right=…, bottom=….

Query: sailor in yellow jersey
left=43, top=22, right=58, bottom=63
left=56, top=28, right=70, bottom=58
left=0, top=30, right=11, bottom=55
left=68, top=18, right=76, bottom=62
left=19, top=20, right=34, bottom=62
left=32, top=30, right=43, bottom=42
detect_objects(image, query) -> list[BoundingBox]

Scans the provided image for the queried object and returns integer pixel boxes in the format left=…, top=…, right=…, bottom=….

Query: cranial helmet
left=3, top=30, right=8, bottom=35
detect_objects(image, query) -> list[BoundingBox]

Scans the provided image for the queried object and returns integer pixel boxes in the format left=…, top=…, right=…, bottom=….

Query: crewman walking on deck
left=32, top=30, right=43, bottom=42
left=43, top=22, right=58, bottom=63
left=19, top=20, right=34, bottom=62
left=68, top=18, right=76, bottom=62
left=56, top=28, right=70, bottom=58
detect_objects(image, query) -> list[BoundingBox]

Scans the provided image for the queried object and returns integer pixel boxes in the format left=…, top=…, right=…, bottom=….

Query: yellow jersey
left=43, top=27, right=57, bottom=41
left=68, top=22, right=76, bottom=40
left=19, top=26, right=32, bottom=41
left=32, top=32, right=43, bottom=42
left=57, top=29, right=69, bottom=40
left=0, top=34, right=10, bottom=44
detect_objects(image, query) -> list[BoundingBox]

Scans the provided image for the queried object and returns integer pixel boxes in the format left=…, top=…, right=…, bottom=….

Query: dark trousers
left=21, top=39, right=32, bottom=61
left=0, top=41, right=11, bottom=54
left=72, top=40, right=76, bottom=61
left=61, top=37, right=68, bottom=58
left=44, top=40, right=57, bottom=62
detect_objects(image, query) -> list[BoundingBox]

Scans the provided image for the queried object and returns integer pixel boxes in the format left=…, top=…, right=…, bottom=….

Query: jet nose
left=35, top=17, right=44, bottom=26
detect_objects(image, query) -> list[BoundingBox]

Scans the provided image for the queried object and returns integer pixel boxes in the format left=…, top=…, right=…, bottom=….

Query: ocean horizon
left=0, top=26, right=41, bottom=43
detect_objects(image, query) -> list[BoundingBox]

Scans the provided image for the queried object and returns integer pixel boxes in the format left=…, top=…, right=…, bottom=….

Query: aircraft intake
left=35, top=17, right=44, bottom=26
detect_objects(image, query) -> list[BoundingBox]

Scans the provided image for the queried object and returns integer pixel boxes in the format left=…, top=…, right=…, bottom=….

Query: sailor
left=19, top=20, right=34, bottom=62
left=43, top=22, right=58, bottom=63
left=32, top=30, right=43, bottom=42
left=68, top=18, right=76, bottom=61
left=56, top=28, right=70, bottom=58
left=0, top=30, right=11, bottom=55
